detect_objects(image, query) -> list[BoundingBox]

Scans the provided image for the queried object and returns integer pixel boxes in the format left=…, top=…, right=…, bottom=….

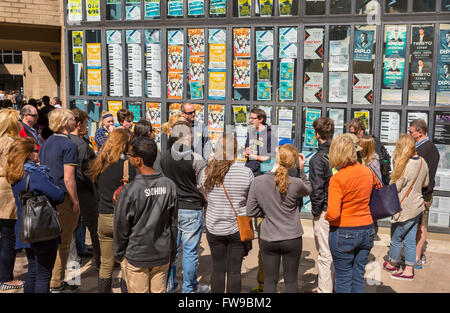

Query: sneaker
left=250, top=286, right=264, bottom=293
left=390, top=272, right=414, bottom=281
left=194, top=285, right=210, bottom=293
left=166, top=284, right=180, bottom=293
left=414, top=259, right=423, bottom=269
left=421, top=254, right=427, bottom=265
left=383, top=261, right=399, bottom=273
left=50, top=282, right=80, bottom=293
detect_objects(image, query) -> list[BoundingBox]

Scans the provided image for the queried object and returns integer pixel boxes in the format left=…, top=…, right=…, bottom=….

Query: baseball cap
left=278, top=138, right=294, bottom=146
left=344, top=133, right=363, bottom=152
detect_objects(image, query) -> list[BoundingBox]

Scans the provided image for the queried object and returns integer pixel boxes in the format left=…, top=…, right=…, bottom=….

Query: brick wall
left=0, top=0, right=62, bottom=27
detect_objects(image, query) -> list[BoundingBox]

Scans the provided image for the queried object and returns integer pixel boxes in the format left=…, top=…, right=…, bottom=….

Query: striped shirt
left=200, top=163, right=254, bottom=236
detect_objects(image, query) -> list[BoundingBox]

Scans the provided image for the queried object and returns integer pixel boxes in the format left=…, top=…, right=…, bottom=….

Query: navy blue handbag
left=368, top=166, right=402, bottom=220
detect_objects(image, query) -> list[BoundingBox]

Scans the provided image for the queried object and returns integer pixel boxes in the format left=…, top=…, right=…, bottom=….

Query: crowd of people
left=0, top=98, right=440, bottom=293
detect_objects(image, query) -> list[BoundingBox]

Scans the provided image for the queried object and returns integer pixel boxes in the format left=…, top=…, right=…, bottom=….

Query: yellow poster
left=86, top=43, right=101, bottom=68
left=86, top=0, right=100, bottom=21
left=208, top=71, right=226, bottom=100
left=73, top=47, right=83, bottom=64
left=354, top=111, right=370, bottom=132
left=108, top=100, right=123, bottom=122
left=87, top=69, right=102, bottom=96
left=72, top=31, right=83, bottom=47
left=208, top=44, right=226, bottom=69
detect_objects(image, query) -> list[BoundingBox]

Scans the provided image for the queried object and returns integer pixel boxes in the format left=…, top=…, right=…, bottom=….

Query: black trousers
left=206, top=230, right=246, bottom=293
left=260, top=237, right=303, bottom=293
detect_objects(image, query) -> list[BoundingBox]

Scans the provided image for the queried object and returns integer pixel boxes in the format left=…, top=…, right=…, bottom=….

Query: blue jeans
left=329, top=226, right=375, bottom=293
left=167, top=209, right=203, bottom=293
left=24, top=239, right=58, bottom=293
left=389, top=216, right=419, bottom=266
left=75, top=218, right=89, bottom=254
left=0, top=219, right=16, bottom=283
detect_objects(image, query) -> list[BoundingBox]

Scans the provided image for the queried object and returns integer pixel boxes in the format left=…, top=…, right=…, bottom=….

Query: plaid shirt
left=95, top=126, right=109, bottom=150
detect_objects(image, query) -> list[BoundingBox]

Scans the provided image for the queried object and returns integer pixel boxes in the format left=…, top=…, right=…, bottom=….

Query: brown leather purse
left=223, top=185, right=254, bottom=242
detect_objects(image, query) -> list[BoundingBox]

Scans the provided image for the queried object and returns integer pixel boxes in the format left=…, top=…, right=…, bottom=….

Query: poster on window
left=87, top=69, right=102, bottom=96
left=108, top=100, right=123, bottom=122
left=279, top=80, right=294, bottom=101
left=209, top=44, right=226, bottom=69
left=304, top=28, right=323, bottom=60
left=411, top=26, right=434, bottom=60
left=208, top=71, right=226, bottom=100
left=434, top=112, right=450, bottom=145
left=257, top=82, right=271, bottom=100
left=233, top=105, right=248, bottom=124
left=128, top=103, right=142, bottom=122
left=437, top=28, right=450, bottom=106
left=303, top=72, right=323, bottom=103
left=329, top=40, right=349, bottom=72
left=126, top=0, right=141, bottom=20
left=209, top=28, right=226, bottom=44
left=256, top=30, right=274, bottom=60
left=305, top=108, right=321, bottom=128
left=168, top=45, right=184, bottom=73
left=280, top=27, right=298, bottom=59
left=380, top=111, right=400, bottom=144
left=353, top=73, right=373, bottom=105
left=354, top=30, right=375, bottom=62
left=168, top=73, right=183, bottom=99
left=238, top=0, right=251, bottom=17
left=86, top=0, right=101, bottom=21
left=68, top=0, right=82, bottom=23
left=188, top=29, right=205, bottom=56
left=383, top=58, right=405, bottom=89
left=188, top=0, right=204, bottom=15
left=233, top=59, right=251, bottom=88
left=87, top=43, right=101, bottom=69
left=257, top=62, right=271, bottom=81
left=208, top=104, right=225, bottom=132
left=107, top=40, right=123, bottom=96
left=127, top=40, right=142, bottom=97
left=234, top=28, right=251, bottom=57
left=168, top=0, right=183, bottom=16
left=385, top=25, right=407, bottom=58
left=259, top=0, right=273, bottom=16
left=189, top=57, right=205, bottom=83
left=210, top=0, right=226, bottom=14
left=409, top=59, right=432, bottom=105
left=328, top=108, right=344, bottom=135
left=279, top=0, right=293, bottom=15
left=329, top=72, right=348, bottom=103
left=145, top=0, right=160, bottom=18
left=354, top=111, right=370, bottom=132
left=146, top=102, right=161, bottom=128
left=72, top=30, right=83, bottom=64
left=146, top=31, right=162, bottom=98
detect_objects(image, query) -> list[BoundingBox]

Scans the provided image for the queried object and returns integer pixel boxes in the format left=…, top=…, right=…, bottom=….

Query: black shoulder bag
left=18, top=173, right=62, bottom=244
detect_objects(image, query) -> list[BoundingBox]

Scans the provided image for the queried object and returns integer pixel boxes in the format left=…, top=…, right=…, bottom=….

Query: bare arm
left=64, top=165, right=80, bottom=213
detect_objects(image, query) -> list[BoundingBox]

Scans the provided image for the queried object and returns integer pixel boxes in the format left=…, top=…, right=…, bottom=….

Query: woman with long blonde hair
left=383, top=134, right=429, bottom=281
left=5, top=137, right=65, bottom=293
left=359, top=135, right=382, bottom=179
left=325, top=133, right=377, bottom=293
left=246, top=144, right=310, bottom=293
left=200, top=133, right=254, bottom=293
left=89, top=128, right=136, bottom=293
left=0, top=108, right=25, bottom=291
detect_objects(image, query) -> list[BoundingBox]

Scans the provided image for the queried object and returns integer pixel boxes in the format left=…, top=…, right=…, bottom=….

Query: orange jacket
left=325, top=162, right=375, bottom=227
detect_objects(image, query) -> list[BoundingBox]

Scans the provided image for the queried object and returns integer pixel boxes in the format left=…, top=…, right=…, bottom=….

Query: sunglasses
left=184, top=111, right=196, bottom=115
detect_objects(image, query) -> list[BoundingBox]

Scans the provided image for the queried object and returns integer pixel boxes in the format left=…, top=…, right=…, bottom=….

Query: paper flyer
left=72, top=31, right=83, bottom=47
left=87, top=69, right=102, bottom=96
left=108, top=100, right=123, bottom=122
left=106, top=30, right=121, bottom=45
left=383, top=58, right=405, bottom=89
left=144, top=0, right=160, bottom=18
left=233, top=105, right=248, bottom=124
left=210, top=0, right=226, bottom=15
left=233, top=59, right=251, bottom=88
left=328, top=108, right=344, bottom=134
left=380, top=111, right=400, bottom=144
left=278, top=108, right=293, bottom=141
left=73, top=48, right=83, bottom=64
left=86, top=0, right=100, bottom=21
left=280, top=60, right=294, bottom=81
left=209, top=29, right=226, bottom=44
left=385, top=25, right=407, bottom=58
left=169, top=103, right=181, bottom=116
left=407, top=112, right=428, bottom=127
left=127, top=43, right=142, bottom=97
left=145, top=102, right=161, bottom=128
left=126, top=0, right=141, bottom=20
left=328, top=72, right=348, bottom=103
left=208, top=44, right=227, bottom=70
left=234, top=28, right=251, bottom=58
left=189, top=57, right=205, bottom=83
left=279, top=80, right=294, bottom=101
left=208, top=104, right=225, bottom=132
left=188, top=0, right=205, bottom=15
left=238, top=0, right=251, bottom=17
left=279, top=0, right=293, bottom=15
left=409, top=59, right=432, bottom=106
left=437, top=27, right=450, bottom=106
left=190, top=82, right=204, bottom=100
left=168, top=30, right=184, bottom=45
left=354, top=111, right=370, bottom=132
left=257, top=62, right=271, bottom=81
left=192, top=104, right=204, bottom=123
left=260, top=0, right=273, bottom=16
left=353, top=73, right=373, bottom=105
left=329, top=40, right=349, bottom=72
left=303, top=72, right=323, bottom=103
left=304, top=128, right=318, bottom=149
left=74, top=63, right=83, bottom=96
left=168, top=0, right=183, bottom=16
left=257, top=82, right=271, bottom=100
left=146, top=69, right=161, bottom=98
left=188, top=29, right=205, bottom=56
left=304, top=28, right=323, bottom=60
left=305, top=108, right=321, bottom=128
left=256, top=30, right=274, bottom=60
left=107, top=43, right=123, bottom=96
left=434, top=112, right=450, bottom=145
left=354, top=30, right=375, bottom=62
left=381, top=89, right=402, bottom=105
left=128, top=103, right=142, bottom=122
left=168, top=45, right=184, bottom=73
left=410, top=26, right=434, bottom=60
left=68, top=0, right=82, bottom=23
left=86, top=43, right=101, bottom=69
left=279, top=27, right=298, bottom=59
left=168, top=73, right=183, bottom=99
left=208, top=71, right=226, bottom=100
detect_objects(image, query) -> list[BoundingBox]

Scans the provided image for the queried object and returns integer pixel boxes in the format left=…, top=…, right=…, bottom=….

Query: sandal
left=0, top=280, right=25, bottom=291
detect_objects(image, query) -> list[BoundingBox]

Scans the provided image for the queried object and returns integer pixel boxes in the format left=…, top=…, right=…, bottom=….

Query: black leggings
left=260, top=237, right=303, bottom=293
left=206, top=230, right=246, bottom=293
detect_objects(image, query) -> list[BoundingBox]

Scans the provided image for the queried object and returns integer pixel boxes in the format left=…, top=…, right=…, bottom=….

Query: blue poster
left=188, top=0, right=204, bottom=15
left=190, top=82, right=204, bottom=99
left=383, top=58, right=405, bottom=89
left=385, top=25, right=407, bottom=58
left=128, top=104, right=142, bottom=122
left=305, top=108, right=321, bottom=128
left=168, top=0, right=183, bottom=16
left=437, top=28, right=450, bottom=105
left=257, top=82, right=271, bottom=100
left=279, top=80, right=293, bottom=101
left=210, top=0, right=226, bottom=14
left=144, top=0, right=160, bottom=18
left=354, top=30, right=374, bottom=62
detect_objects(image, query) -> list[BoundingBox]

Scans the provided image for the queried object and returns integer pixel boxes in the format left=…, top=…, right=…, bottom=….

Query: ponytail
left=274, top=165, right=289, bottom=194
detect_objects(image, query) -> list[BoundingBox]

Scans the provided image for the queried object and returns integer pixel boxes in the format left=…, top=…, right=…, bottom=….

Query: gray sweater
left=246, top=169, right=311, bottom=242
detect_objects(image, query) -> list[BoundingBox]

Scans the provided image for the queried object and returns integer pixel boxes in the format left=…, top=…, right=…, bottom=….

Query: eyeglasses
left=184, top=110, right=196, bottom=115
left=33, top=148, right=39, bottom=153
left=28, top=114, right=38, bottom=118
left=128, top=153, right=139, bottom=158
left=249, top=117, right=258, bottom=120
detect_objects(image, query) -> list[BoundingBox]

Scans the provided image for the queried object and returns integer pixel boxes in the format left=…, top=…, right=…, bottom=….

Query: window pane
left=254, top=27, right=274, bottom=101
left=305, top=0, right=325, bottom=15
left=86, top=30, right=102, bottom=96
left=356, top=0, right=380, bottom=14
left=328, top=25, right=350, bottom=103
left=413, top=0, right=436, bottom=12
left=303, top=26, right=324, bottom=103
left=107, top=0, right=122, bottom=20
left=3, top=55, right=12, bottom=64
left=233, top=28, right=251, bottom=101
left=69, top=31, right=84, bottom=96
left=14, top=54, right=22, bottom=64
left=330, top=0, right=351, bottom=14
left=385, top=0, right=407, bottom=13
left=443, top=0, right=450, bottom=11
left=436, top=24, right=450, bottom=106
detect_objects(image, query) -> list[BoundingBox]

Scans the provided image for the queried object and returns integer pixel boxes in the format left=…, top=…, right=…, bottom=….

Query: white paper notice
left=380, top=111, right=400, bottom=144
left=108, top=44, right=123, bottom=97
left=127, top=44, right=142, bottom=97
left=146, top=43, right=161, bottom=71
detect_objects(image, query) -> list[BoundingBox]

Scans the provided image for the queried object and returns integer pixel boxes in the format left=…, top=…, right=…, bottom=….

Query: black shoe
left=98, top=277, right=112, bottom=293
left=120, top=278, right=128, bottom=293
left=50, top=282, right=80, bottom=293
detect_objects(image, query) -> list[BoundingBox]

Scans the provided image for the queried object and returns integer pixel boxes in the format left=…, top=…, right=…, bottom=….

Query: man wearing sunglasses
left=181, top=103, right=211, bottom=160
left=19, top=105, right=43, bottom=150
